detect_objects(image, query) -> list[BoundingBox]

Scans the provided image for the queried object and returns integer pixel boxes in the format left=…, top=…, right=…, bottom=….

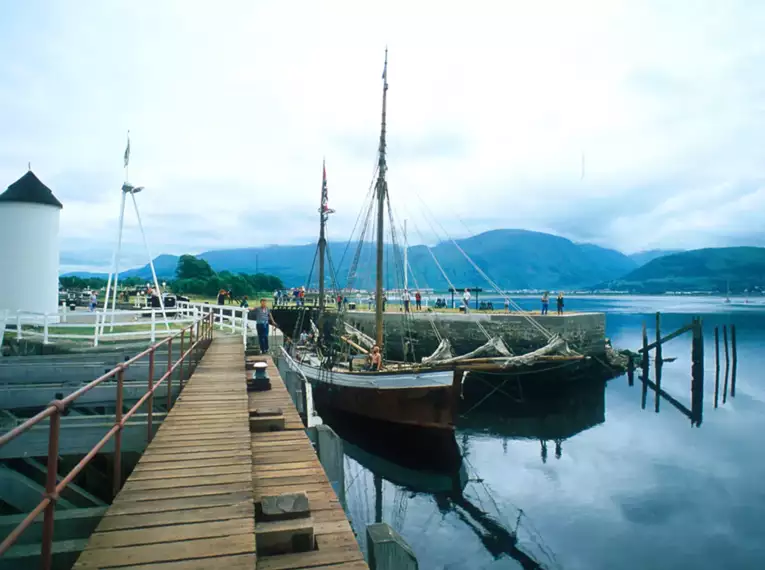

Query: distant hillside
left=63, top=229, right=638, bottom=290
left=628, top=249, right=685, bottom=267
left=598, top=247, right=765, bottom=293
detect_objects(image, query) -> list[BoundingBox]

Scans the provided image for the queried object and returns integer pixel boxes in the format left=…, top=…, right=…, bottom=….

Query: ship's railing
left=0, top=311, right=214, bottom=569
left=8, top=306, right=205, bottom=348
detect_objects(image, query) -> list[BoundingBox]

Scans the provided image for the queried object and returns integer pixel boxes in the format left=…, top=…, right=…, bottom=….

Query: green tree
left=176, top=255, right=215, bottom=280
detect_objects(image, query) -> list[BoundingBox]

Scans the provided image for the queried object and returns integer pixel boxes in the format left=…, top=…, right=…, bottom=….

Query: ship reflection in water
left=315, top=376, right=608, bottom=569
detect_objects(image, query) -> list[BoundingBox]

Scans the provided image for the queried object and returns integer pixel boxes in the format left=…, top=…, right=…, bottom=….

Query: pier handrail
left=176, top=301, right=252, bottom=348
left=12, top=306, right=202, bottom=347
left=0, top=311, right=215, bottom=568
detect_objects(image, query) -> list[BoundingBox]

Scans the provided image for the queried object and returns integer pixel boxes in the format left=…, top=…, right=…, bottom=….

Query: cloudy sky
left=1, top=0, right=764, bottom=272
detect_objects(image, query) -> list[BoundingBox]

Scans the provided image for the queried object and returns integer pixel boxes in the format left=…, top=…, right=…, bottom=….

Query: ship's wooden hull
left=286, top=357, right=460, bottom=430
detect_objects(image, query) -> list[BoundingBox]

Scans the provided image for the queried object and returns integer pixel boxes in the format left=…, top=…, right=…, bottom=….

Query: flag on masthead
left=320, top=160, right=335, bottom=218
left=382, top=47, right=388, bottom=85
left=123, top=131, right=131, bottom=168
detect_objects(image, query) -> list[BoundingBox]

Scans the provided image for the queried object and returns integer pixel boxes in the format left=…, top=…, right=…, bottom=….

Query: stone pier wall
left=345, top=311, right=606, bottom=361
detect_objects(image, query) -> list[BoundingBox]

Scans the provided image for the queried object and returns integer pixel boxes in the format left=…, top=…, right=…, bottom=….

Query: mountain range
left=600, top=247, right=765, bottom=293
left=62, top=229, right=688, bottom=290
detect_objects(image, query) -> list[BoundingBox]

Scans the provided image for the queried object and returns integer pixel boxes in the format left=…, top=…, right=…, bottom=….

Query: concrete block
left=253, top=407, right=283, bottom=417
left=260, top=492, right=310, bottom=520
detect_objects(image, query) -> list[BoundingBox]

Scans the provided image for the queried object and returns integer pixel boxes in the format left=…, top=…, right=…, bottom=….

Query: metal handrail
left=0, top=311, right=215, bottom=568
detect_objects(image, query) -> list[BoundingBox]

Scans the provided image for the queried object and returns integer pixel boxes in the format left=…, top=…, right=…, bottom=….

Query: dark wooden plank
left=114, top=553, right=255, bottom=570
left=97, top=503, right=254, bottom=531
left=86, top=518, right=254, bottom=549
left=75, top=534, right=255, bottom=568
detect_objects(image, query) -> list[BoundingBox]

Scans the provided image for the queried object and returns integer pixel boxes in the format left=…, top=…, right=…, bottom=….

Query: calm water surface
left=318, top=296, right=765, bottom=570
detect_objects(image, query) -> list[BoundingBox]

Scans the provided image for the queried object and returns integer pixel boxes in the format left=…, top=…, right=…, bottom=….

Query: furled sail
left=344, top=322, right=375, bottom=350
left=421, top=338, right=455, bottom=364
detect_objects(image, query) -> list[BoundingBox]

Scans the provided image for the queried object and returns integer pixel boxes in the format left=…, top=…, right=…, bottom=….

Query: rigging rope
left=409, top=192, right=556, bottom=342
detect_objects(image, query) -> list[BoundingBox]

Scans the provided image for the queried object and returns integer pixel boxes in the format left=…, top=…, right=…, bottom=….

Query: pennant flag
left=320, top=160, right=335, bottom=218
left=124, top=132, right=131, bottom=168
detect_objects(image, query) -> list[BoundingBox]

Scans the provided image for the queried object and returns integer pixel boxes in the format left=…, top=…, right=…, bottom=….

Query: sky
left=1, top=0, right=764, bottom=273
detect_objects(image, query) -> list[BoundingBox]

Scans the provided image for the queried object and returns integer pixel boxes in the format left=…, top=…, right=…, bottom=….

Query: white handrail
left=177, top=301, right=252, bottom=348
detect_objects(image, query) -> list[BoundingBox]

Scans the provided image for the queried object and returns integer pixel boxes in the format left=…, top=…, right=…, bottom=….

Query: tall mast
left=375, top=48, right=389, bottom=347
left=403, top=219, right=408, bottom=291
left=318, top=160, right=328, bottom=313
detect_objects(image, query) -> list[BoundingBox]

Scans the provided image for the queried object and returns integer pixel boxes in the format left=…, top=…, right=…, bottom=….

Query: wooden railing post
left=242, top=308, right=248, bottom=348
left=40, top=402, right=63, bottom=570
left=167, top=338, right=173, bottom=410
left=148, top=349, right=155, bottom=442
left=43, top=313, right=49, bottom=345
left=113, top=367, right=124, bottom=497
left=150, top=309, right=156, bottom=343
left=179, top=329, right=186, bottom=387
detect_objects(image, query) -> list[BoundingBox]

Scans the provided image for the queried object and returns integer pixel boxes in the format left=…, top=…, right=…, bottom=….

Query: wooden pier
left=248, top=356, right=366, bottom=570
left=71, top=334, right=367, bottom=569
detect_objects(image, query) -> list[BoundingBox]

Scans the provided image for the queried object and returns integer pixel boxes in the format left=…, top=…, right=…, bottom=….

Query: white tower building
left=0, top=171, right=63, bottom=316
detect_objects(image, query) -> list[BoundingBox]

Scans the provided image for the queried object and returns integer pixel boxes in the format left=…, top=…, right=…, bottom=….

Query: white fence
left=176, top=301, right=253, bottom=348
left=0, top=302, right=259, bottom=350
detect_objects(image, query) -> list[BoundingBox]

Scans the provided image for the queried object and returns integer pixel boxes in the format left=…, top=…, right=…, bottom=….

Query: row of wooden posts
left=626, top=313, right=738, bottom=425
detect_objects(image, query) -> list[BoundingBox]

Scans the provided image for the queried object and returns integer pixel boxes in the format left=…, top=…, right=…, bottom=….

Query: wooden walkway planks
left=74, top=335, right=256, bottom=570
left=248, top=356, right=368, bottom=570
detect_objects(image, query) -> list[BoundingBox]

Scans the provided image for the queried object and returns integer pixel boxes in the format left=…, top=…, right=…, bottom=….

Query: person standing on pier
left=415, top=290, right=422, bottom=310
left=254, top=298, right=277, bottom=354
left=541, top=292, right=549, bottom=315
left=402, top=289, right=411, bottom=313
left=556, top=292, right=564, bottom=315
left=463, top=288, right=471, bottom=313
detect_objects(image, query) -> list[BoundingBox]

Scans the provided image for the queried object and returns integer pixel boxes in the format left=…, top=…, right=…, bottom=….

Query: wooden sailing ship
left=280, top=50, right=582, bottom=432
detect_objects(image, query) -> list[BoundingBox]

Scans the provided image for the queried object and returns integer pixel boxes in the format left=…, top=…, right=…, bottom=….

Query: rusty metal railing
left=0, top=311, right=215, bottom=568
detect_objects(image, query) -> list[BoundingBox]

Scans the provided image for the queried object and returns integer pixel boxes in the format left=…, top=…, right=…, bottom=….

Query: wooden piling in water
left=690, top=317, right=704, bottom=425
left=641, top=322, right=649, bottom=409
left=654, top=312, right=662, bottom=413
left=723, top=325, right=730, bottom=400
left=627, top=353, right=634, bottom=386
left=714, top=326, right=720, bottom=408
left=731, top=324, right=737, bottom=397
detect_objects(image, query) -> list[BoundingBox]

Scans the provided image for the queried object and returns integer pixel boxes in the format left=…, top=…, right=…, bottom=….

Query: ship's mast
left=318, top=160, right=328, bottom=314
left=375, top=48, right=389, bottom=347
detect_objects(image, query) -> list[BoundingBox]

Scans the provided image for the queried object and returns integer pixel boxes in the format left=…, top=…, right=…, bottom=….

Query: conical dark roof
left=0, top=171, right=63, bottom=209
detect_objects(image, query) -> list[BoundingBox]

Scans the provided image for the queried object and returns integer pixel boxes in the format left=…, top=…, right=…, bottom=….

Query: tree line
left=60, top=255, right=284, bottom=299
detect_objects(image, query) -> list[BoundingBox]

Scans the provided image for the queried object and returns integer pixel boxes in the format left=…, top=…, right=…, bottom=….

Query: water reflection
left=316, top=376, right=609, bottom=569
left=458, top=377, right=606, bottom=465
left=279, top=298, right=763, bottom=570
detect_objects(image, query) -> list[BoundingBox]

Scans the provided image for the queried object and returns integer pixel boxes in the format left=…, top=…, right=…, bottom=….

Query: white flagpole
left=108, top=192, right=126, bottom=331
left=130, top=192, right=170, bottom=330
left=96, top=190, right=126, bottom=342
